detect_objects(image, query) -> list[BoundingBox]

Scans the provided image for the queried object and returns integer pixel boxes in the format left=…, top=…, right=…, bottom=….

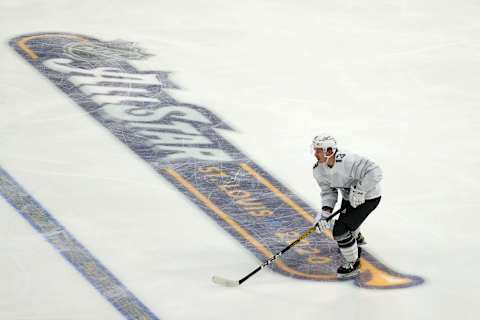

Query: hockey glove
left=314, top=210, right=332, bottom=233
left=349, top=185, right=366, bottom=208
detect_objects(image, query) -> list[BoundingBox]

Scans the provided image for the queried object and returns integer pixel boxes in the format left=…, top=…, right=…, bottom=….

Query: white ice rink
left=1, top=0, right=480, bottom=319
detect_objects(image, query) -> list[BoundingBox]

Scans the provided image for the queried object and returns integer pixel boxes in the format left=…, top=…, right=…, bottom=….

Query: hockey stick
left=212, top=206, right=345, bottom=287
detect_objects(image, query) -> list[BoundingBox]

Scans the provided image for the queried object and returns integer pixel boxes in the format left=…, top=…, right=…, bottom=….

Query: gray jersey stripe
left=352, top=159, right=366, bottom=178
left=363, top=166, right=379, bottom=178
left=359, top=160, right=373, bottom=178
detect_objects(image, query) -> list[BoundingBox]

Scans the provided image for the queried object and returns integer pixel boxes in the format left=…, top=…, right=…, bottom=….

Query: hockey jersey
left=313, top=150, right=383, bottom=209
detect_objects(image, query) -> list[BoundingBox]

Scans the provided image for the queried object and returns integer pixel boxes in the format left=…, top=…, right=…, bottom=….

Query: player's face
left=314, top=147, right=334, bottom=162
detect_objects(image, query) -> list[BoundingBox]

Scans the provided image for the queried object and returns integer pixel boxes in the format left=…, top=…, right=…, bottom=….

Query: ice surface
left=1, top=0, right=480, bottom=319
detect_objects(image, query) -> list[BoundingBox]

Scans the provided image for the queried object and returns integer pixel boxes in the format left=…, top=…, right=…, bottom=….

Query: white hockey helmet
left=312, top=134, right=337, bottom=154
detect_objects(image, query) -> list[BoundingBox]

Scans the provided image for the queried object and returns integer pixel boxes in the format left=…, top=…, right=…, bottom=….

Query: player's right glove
left=314, top=209, right=332, bottom=233
left=349, top=185, right=366, bottom=208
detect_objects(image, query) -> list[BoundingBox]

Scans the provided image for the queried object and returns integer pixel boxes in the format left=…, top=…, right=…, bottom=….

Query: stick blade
left=212, top=275, right=240, bottom=287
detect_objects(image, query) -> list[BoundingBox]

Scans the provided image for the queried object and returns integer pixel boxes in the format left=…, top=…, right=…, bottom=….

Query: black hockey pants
left=332, top=197, right=381, bottom=239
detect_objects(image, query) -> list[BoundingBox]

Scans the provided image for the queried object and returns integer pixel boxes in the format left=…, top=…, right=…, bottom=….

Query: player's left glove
left=349, top=185, right=366, bottom=208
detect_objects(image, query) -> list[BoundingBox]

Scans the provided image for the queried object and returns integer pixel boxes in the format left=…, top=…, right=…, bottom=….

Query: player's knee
left=333, top=221, right=356, bottom=248
left=332, top=221, right=348, bottom=239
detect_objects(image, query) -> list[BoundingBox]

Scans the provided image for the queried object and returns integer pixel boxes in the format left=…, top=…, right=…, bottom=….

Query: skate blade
left=336, top=269, right=360, bottom=279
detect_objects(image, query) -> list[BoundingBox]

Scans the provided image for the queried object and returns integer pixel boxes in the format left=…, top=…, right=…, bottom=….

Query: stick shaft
left=238, top=206, right=344, bottom=285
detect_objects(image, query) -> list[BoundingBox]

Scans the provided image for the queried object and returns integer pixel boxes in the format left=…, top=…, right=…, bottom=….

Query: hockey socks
left=336, top=231, right=359, bottom=262
left=335, top=231, right=361, bottom=278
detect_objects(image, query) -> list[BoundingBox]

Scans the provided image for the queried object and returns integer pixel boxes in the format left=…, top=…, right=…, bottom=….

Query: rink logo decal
left=0, top=166, right=160, bottom=320
left=64, top=39, right=152, bottom=62
left=11, top=32, right=424, bottom=289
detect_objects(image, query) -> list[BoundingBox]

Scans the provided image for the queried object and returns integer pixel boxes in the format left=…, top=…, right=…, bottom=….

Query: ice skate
left=356, top=232, right=367, bottom=246
left=336, top=247, right=362, bottom=279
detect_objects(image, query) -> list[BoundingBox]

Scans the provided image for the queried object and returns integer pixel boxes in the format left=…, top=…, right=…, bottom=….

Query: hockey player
left=312, top=134, right=382, bottom=279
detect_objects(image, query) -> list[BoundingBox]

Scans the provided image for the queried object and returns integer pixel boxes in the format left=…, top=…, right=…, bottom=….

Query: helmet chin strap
left=323, top=150, right=336, bottom=168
